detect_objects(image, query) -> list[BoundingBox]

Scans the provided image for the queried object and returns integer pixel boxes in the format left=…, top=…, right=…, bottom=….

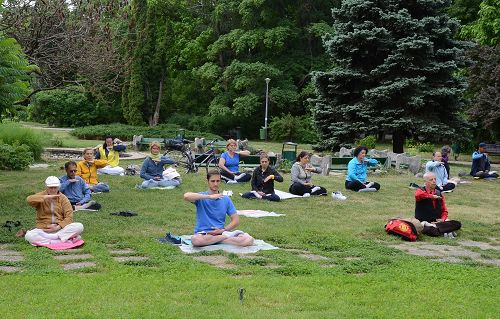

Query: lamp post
left=264, top=78, right=270, bottom=140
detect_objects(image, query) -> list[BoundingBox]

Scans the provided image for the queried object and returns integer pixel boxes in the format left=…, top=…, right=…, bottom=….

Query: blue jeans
left=91, top=183, right=110, bottom=193
left=141, top=178, right=180, bottom=188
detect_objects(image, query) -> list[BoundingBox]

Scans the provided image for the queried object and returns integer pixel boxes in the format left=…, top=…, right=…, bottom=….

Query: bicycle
left=163, top=138, right=221, bottom=174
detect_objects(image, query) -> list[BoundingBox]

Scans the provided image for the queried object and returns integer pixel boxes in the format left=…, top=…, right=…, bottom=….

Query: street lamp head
left=265, top=78, right=270, bottom=83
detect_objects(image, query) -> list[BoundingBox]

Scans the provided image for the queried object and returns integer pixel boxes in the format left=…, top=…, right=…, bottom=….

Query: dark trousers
left=345, top=180, right=381, bottom=192
left=241, top=191, right=280, bottom=202
left=439, top=182, right=456, bottom=192
left=474, top=171, right=499, bottom=179
left=221, top=170, right=251, bottom=183
left=422, top=220, right=462, bottom=236
left=289, top=182, right=327, bottom=196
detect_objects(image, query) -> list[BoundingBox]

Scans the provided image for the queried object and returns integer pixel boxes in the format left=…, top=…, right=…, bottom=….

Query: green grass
left=0, top=159, right=499, bottom=318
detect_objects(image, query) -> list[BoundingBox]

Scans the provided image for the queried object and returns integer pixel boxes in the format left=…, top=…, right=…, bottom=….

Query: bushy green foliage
left=71, top=123, right=222, bottom=141
left=29, top=89, right=102, bottom=127
left=0, top=143, right=33, bottom=170
left=405, top=138, right=435, bottom=153
left=0, top=122, right=43, bottom=160
left=269, top=114, right=318, bottom=143
left=461, top=0, right=500, bottom=45
left=312, top=0, right=471, bottom=152
left=355, top=135, right=377, bottom=150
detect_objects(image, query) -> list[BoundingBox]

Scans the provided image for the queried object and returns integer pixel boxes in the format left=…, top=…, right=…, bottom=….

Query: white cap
left=45, top=176, right=61, bottom=187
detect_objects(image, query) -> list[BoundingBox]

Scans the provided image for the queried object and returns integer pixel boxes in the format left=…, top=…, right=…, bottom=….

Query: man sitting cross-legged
left=241, top=152, right=283, bottom=201
left=470, top=142, right=499, bottom=179
left=183, top=170, right=254, bottom=247
left=425, top=151, right=457, bottom=192
left=415, top=172, right=461, bottom=238
left=25, top=176, right=84, bottom=245
left=59, top=161, right=101, bottom=210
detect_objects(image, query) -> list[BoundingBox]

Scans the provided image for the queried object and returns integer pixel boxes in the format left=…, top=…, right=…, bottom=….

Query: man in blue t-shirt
left=183, top=170, right=254, bottom=247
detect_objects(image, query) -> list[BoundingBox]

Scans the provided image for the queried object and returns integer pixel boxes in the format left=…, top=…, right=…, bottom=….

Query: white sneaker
left=365, top=182, right=374, bottom=188
left=234, top=173, right=247, bottom=180
left=302, top=193, right=311, bottom=197
left=226, top=180, right=238, bottom=184
left=311, top=186, right=320, bottom=193
left=332, top=192, right=347, bottom=200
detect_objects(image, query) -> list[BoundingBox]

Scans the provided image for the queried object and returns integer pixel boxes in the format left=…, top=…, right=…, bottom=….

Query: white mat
left=178, top=238, right=279, bottom=254
left=237, top=210, right=285, bottom=218
left=274, top=189, right=303, bottom=200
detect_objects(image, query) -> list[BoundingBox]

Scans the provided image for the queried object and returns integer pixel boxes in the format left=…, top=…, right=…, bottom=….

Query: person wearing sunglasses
left=59, top=161, right=101, bottom=210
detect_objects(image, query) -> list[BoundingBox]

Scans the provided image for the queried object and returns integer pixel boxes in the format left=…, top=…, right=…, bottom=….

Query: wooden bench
left=484, top=143, right=500, bottom=155
left=329, top=157, right=389, bottom=171
left=132, top=135, right=165, bottom=150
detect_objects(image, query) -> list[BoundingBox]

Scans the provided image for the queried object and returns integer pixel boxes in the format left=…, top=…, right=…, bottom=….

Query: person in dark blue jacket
left=470, top=142, right=499, bottom=179
left=139, top=142, right=180, bottom=188
left=345, top=146, right=380, bottom=192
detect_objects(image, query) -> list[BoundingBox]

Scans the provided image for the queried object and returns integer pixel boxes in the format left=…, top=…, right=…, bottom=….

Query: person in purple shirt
left=183, top=170, right=254, bottom=247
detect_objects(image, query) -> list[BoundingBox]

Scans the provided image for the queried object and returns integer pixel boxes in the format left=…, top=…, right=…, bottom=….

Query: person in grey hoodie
left=289, top=151, right=327, bottom=196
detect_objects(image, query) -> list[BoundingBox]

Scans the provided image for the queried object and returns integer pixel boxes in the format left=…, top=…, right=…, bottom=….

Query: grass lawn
left=0, top=158, right=499, bottom=318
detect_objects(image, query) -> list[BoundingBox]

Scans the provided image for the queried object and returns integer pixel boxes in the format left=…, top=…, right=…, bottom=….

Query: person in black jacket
left=241, top=153, right=283, bottom=201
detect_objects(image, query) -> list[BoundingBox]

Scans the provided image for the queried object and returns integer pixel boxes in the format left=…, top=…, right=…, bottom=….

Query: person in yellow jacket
left=95, top=136, right=126, bottom=175
left=24, top=176, right=84, bottom=245
left=77, top=147, right=110, bottom=192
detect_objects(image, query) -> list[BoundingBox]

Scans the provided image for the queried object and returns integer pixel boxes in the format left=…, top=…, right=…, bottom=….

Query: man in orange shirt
left=76, top=147, right=110, bottom=192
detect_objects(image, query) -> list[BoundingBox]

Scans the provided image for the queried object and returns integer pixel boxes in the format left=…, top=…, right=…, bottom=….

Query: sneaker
left=160, top=232, right=182, bottom=245
left=234, top=173, right=246, bottom=181
left=332, top=191, right=347, bottom=200
left=365, top=182, right=374, bottom=188
left=311, top=186, right=321, bottom=193
left=226, top=180, right=238, bottom=184
left=302, top=193, right=311, bottom=197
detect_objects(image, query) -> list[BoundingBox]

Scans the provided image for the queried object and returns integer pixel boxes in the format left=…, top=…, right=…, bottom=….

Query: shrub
left=71, top=123, right=222, bottom=141
left=355, top=135, right=377, bottom=149
left=269, top=114, right=319, bottom=143
left=0, top=143, right=33, bottom=170
left=416, top=142, right=435, bottom=153
left=0, top=122, right=43, bottom=160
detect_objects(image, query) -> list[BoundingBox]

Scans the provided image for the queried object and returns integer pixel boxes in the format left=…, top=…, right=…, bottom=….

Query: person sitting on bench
left=289, top=151, right=327, bottom=196
left=139, top=142, right=180, bottom=189
left=425, top=151, right=457, bottom=192
left=470, top=142, right=498, bottom=179
left=415, top=172, right=461, bottom=238
left=218, top=139, right=251, bottom=183
left=183, top=170, right=254, bottom=247
left=242, top=152, right=283, bottom=201
left=345, top=146, right=380, bottom=192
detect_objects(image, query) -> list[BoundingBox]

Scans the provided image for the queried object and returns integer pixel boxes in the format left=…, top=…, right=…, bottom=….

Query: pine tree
left=312, top=0, right=471, bottom=152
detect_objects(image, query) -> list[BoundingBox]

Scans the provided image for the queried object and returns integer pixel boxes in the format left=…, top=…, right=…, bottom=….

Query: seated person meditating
left=470, top=142, right=499, bottom=179
left=59, top=161, right=101, bottom=210
left=77, top=147, right=110, bottom=193
left=139, top=142, right=180, bottom=189
left=241, top=153, right=283, bottom=201
left=289, top=151, right=327, bottom=196
left=95, top=136, right=126, bottom=175
left=345, top=146, right=380, bottom=192
left=218, top=139, right=251, bottom=183
left=183, top=170, right=254, bottom=247
left=415, top=172, right=461, bottom=238
left=425, top=151, right=457, bottom=192
left=25, top=176, right=84, bottom=245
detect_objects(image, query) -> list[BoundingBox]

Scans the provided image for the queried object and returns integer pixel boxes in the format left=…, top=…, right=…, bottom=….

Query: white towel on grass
left=178, top=238, right=279, bottom=254
left=237, top=210, right=285, bottom=218
left=274, top=189, right=303, bottom=200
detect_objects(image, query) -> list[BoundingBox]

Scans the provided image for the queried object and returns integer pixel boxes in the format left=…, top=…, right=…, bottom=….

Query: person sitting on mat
left=425, top=151, right=457, bottom=192
left=76, top=147, right=110, bottom=193
left=415, top=172, right=461, bottom=238
left=218, top=139, right=251, bottom=183
left=470, top=142, right=499, bottom=179
left=24, top=176, right=84, bottom=245
left=289, top=151, right=327, bottom=196
left=241, top=152, right=283, bottom=201
left=59, top=161, right=101, bottom=210
left=345, top=146, right=380, bottom=192
left=138, top=142, right=180, bottom=189
left=183, top=170, right=254, bottom=247
left=95, top=135, right=126, bottom=175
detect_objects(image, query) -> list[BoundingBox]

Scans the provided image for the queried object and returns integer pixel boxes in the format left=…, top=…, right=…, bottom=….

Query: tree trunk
left=151, top=73, right=165, bottom=127
left=392, top=130, right=405, bottom=153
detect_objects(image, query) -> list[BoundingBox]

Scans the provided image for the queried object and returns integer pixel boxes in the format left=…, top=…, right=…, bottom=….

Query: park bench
left=132, top=135, right=165, bottom=150
left=483, top=143, right=500, bottom=155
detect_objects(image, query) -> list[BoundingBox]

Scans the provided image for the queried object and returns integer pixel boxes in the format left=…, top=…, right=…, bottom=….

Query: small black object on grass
left=238, top=287, right=245, bottom=304
left=110, top=211, right=138, bottom=217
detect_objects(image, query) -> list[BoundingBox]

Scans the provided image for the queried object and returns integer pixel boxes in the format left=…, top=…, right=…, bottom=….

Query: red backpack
left=385, top=219, right=418, bottom=241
